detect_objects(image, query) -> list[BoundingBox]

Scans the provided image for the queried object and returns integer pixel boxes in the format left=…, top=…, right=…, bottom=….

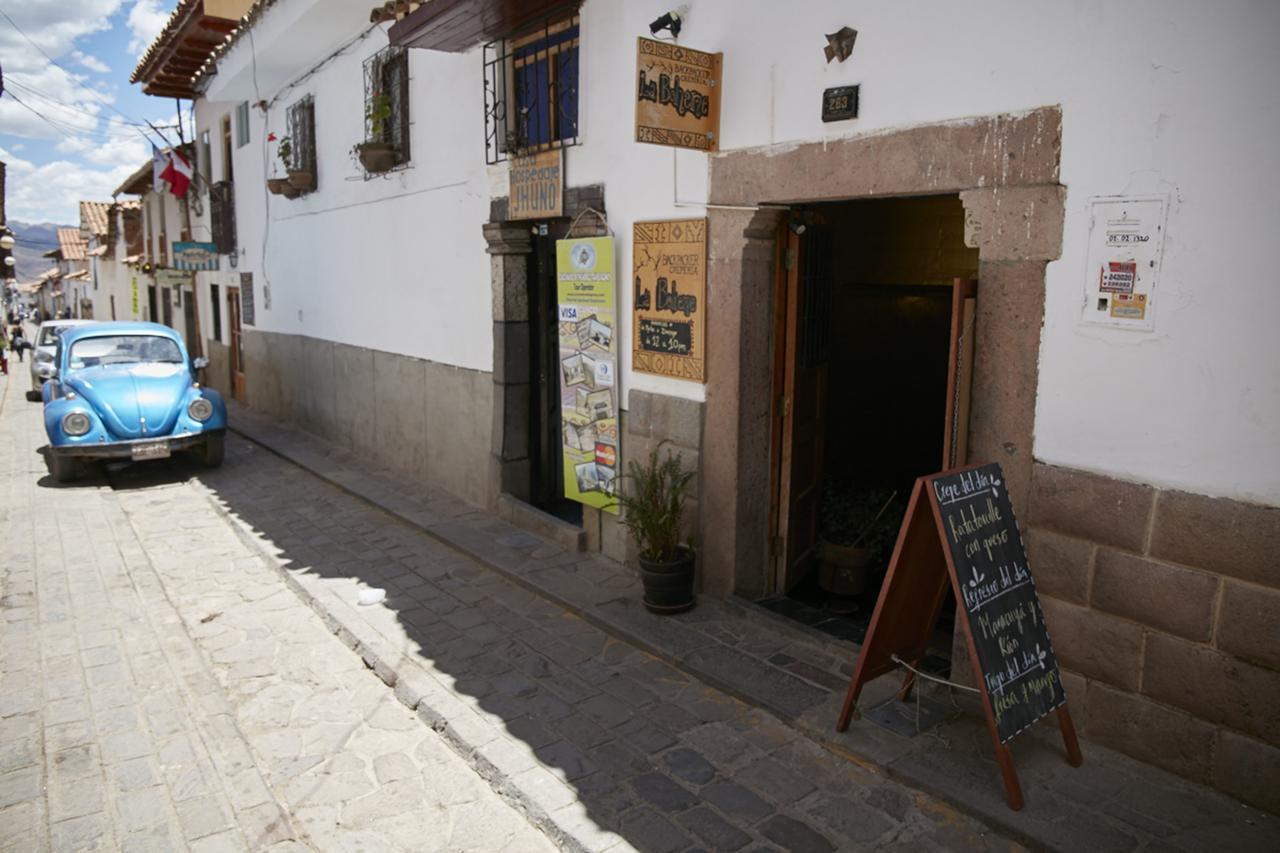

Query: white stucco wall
left=194, top=0, right=1280, bottom=504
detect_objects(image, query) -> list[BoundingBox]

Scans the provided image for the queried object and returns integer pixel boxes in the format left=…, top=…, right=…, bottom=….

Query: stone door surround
left=701, top=106, right=1066, bottom=598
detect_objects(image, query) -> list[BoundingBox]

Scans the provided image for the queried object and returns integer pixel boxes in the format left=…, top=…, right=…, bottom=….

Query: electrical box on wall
left=1081, top=195, right=1168, bottom=331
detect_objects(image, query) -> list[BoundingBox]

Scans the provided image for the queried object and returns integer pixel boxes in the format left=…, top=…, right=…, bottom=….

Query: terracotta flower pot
left=638, top=547, right=696, bottom=614
left=357, top=143, right=397, bottom=174
left=287, top=169, right=315, bottom=192
left=817, top=540, right=875, bottom=596
left=266, top=178, right=290, bottom=195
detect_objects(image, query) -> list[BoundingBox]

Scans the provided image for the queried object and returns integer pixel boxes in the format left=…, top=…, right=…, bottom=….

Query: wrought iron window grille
left=286, top=95, right=318, bottom=192
left=483, top=10, right=581, bottom=165
left=358, top=45, right=412, bottom=176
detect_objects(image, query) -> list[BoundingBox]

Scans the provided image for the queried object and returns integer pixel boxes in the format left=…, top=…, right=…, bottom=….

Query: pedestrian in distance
left=0, top=333, right=8, bottom=375
left=10, top=325, right=26, bottom=363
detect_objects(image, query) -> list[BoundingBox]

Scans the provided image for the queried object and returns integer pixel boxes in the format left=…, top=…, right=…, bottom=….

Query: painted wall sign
left=172, top=241, right=219, bottom=271
left=508, top=149, right=563, bottom=220
left=556, top=236, right=618, bottom=513
left=635, top=37, right=723, bottom=152
left=130, top=275, right=139, bottom=318
left=154, top=268, right=192, bottom=289
left=1081, top=196, right=1167, bottom=331
left=632, top=219, right=707, bottom=382
left=240, top=272, right=255, bottom=326
left=822, top=85, right=859, bottom=122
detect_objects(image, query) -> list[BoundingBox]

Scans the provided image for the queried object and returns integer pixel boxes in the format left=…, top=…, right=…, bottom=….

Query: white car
left=28, top=320, right=92, bottom=401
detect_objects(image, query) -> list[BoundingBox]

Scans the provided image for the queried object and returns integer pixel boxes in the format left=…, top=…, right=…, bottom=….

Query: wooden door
left=227, top=286, right=246, bottom=401
left=941, top=278, right=978, bottom=470
left=773, top=225, right=831, bottom=593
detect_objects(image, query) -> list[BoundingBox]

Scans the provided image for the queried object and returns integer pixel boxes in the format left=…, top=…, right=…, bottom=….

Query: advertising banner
left=172, top=241, right=219, bottom=271
left=556, top=236, right=618, bottom=513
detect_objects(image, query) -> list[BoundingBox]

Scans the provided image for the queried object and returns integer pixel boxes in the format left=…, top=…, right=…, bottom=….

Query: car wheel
left=199, top=434, right=225, bottom=468
left=26, top=389, right=40, bottom=402
left=49, top=452, right=79, bottom=484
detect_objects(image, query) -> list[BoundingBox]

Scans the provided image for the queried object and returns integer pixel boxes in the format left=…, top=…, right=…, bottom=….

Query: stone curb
left=208, top=488, right=631, bottom=853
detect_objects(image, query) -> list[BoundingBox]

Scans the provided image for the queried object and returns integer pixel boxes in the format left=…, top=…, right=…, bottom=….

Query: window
left=221, top=116, right=234, bottom=182
left=235, top=102, right=250, bottom=148
left=286, top=95, right=317, bottom=189
left=363, top=46, right=410, bottom=167
left=484, top=14, right=580, bottom=164
left=199, top=130, right=212, bottom=193
left=210, top=182, right=236, bottom=256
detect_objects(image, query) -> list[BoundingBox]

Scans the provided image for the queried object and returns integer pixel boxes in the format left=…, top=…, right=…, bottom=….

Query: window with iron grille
left=483, top=12, right=580, bottom=165
left=210, top=181, right=236, bottom=256
left=362, top=46, right=410, bottom=167
left=286, top=95, right=317, bottom=190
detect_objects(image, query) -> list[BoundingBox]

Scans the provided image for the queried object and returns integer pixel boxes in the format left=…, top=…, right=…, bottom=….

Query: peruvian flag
left=159, top=150, right=193, bottom=198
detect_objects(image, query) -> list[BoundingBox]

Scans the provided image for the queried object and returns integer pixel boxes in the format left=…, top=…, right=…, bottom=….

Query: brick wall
left=1027, top=462, right=1280, bottom=812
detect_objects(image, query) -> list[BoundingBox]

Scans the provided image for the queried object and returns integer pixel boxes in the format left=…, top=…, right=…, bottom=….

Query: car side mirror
left=192, top=356, right=209, bottom=370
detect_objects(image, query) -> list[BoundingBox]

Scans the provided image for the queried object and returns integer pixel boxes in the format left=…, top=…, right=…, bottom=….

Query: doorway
left=764, top=195, right=978, bottom=666
left=227, top=286, right=246, bottom=402
left=527, top=224, right=582, bottom=524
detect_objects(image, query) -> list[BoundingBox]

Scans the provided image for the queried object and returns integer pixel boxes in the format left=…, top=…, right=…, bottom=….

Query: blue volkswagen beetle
left=43, top=322, right=227, bottom=482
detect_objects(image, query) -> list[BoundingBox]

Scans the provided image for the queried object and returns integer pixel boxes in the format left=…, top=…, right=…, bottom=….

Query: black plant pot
left=638, top=547, right=696, bottom=614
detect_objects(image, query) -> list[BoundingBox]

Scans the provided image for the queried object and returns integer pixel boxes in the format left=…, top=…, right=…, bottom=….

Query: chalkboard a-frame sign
left=835, top=462, right=1083, bottom=810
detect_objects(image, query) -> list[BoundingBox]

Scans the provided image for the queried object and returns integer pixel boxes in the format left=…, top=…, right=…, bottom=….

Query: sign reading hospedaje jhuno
left=635, top=37, right=722, bottom=152
left=556, top=236, right=619, bottom=514
left=509, top=149, right=563, bottom=220
left=633, top=219, right=707, bottom=382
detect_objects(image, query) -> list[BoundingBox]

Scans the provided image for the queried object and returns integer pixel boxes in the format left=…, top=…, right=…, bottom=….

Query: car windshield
left=68, top=335, right=184, bottom=368
left=39, top=326, right=65, bottom=346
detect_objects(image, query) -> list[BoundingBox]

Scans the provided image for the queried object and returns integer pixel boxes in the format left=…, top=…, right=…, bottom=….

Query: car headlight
left=62, top=411, right=92, bottom=437
left=188, top=398, right=214, bottom=422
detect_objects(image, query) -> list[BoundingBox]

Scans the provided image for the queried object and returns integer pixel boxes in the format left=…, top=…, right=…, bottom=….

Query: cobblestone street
left=0, top=373, right=558, bottom=852
left=0, top=365, right=1016, bottom=852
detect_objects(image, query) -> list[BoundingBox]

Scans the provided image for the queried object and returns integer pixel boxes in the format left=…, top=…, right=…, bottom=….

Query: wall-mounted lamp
left=650, top=5, right=689, bottom=39
left=4, top=256, right=16, bottom=267
left=788, top=217, right=807, bottom=236
left=0, top=234, right=15, bottom=251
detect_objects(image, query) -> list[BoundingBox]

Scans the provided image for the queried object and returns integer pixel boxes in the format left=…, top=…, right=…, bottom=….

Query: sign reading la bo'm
left=635, top=37, right=722, bottom=152
left=509, top=149, right=563, bottom=220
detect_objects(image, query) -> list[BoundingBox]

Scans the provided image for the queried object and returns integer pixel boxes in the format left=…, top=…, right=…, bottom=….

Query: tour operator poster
left=556, top=236, right=619, bottom=514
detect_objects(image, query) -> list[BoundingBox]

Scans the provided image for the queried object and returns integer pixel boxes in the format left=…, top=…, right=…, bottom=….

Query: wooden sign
left=509, top=149, right=563, bottom=220
left=836, top=462, right=1081, bottom=810
left=632, top=219, right=706, bottom=382
left=635, top=37, right=722, bottom=152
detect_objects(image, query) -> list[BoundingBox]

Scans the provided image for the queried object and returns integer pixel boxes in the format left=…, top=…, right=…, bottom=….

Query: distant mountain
left=6, top=220, right=69, bottom=282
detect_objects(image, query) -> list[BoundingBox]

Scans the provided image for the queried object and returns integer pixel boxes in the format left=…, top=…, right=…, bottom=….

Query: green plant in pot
left=818, top=484, right=903, bottom=597
left=354, top=92, right=396, bottom=173
left=613, top=441, right=697, bottom=614
left=266, top=133, right=291, bottom=196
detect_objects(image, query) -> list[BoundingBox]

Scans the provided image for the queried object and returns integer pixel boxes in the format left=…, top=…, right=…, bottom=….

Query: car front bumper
left=49, top=429, right=224, bottom=459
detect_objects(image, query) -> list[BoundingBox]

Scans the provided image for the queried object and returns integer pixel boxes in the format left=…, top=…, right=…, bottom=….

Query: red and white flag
left=159, top=150, right=193, bottom=198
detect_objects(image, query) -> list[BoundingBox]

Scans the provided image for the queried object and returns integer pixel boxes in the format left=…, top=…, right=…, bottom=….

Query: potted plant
left=613, top=441, right=697, bottom=614
left=266, top=133, right=291, bottom=195
left=354, top=92, right=396, bottom=173
left=817, top=484, right=902, bottom=597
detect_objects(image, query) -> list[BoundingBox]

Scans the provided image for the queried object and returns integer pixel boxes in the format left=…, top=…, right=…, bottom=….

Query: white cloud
left=73, top=50, right=112, bottom=73
left=0, top=145, right=138, bottom=224
left=127, top=0, right=172, bottom=55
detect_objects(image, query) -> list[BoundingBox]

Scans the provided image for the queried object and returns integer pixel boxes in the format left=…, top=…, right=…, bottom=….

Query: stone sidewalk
left=0, top=372, right=557, bottom=852
left=223, top=399, right=1278, bottom=853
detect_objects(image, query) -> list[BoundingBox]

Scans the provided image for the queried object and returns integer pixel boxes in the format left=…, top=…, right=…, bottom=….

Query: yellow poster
left=130, top=276, right=139, bottom=318
left=632, top=218, right=707, bottom=382
left=556, top=237, right=618, bottom=513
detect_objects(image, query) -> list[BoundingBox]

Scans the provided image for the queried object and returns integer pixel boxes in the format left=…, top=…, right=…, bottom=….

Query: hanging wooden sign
left=632, top=219, right=707, bottom=382
left=835, top=462, right=1082, bottom=810
left=509, top=149, right=563, bottom=220
left=635, top=37, right=723, bottom=151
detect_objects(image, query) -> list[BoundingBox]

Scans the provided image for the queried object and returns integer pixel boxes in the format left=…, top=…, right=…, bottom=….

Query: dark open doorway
left=527, top=225, right=583, bottom=525
left=762, top=195, right=978, bottom=671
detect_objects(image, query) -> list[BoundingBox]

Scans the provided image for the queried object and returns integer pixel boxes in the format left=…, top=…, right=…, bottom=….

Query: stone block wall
left=1027, top=462, right=1280, bottom=812
left=584, top=389, right=704, bottom=572
left=240, top=328, right=496, bottom=508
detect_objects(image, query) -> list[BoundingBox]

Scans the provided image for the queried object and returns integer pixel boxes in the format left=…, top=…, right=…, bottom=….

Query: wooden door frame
left=227, top=285, right=245, bottom=402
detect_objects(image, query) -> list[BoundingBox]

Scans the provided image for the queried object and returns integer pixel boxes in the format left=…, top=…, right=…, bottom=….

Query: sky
left=1, top=1, right=183, bottom=225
